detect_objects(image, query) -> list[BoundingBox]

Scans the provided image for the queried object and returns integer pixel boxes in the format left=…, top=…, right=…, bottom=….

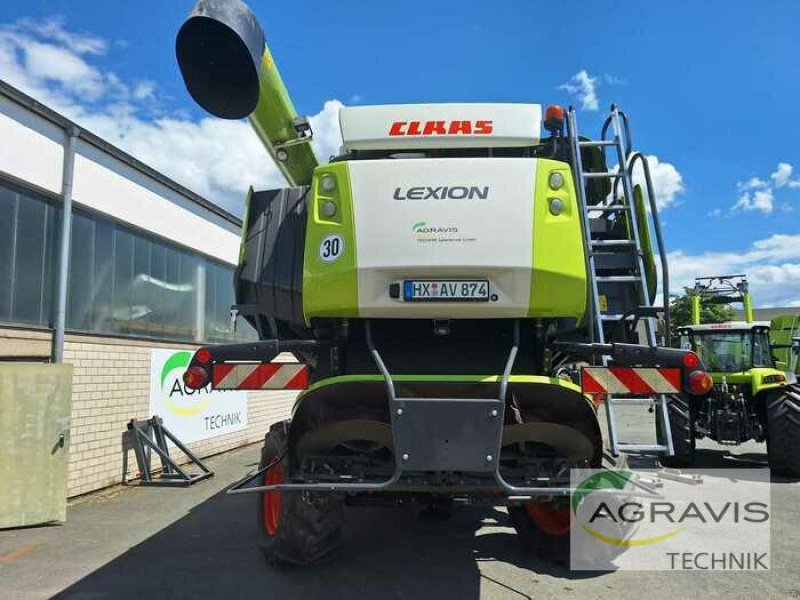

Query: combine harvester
left=674, top=275, right=800, bottom=473
left=175, top=0, right=714, bottom=565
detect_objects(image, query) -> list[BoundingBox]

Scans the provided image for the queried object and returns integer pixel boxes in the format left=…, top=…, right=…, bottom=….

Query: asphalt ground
left=1, top=408, right=799, bottom=600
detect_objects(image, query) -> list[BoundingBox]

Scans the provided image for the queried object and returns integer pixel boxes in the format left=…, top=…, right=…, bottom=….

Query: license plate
left=403, top=280, right=489, bottom=302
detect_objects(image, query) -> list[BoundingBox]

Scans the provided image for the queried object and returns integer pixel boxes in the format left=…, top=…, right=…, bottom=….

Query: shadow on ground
left=52, top=446, right=796, bottom=600
left=52, top=486, right=594, bottom=600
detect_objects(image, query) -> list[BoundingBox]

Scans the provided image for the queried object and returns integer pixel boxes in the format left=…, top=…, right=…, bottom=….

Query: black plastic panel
left=236, top=186, right=309, bottom=329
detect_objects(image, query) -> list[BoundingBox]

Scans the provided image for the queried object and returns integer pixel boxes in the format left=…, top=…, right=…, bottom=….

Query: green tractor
left=174, top=0, right=712, bottom=566
left=770, top=314, right=800, bottom=375
left=673, top=275, right=800, bottom=475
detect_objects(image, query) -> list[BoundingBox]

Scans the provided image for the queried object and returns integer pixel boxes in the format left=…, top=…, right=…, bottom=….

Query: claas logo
left=389, top=120, right=493, bottom=136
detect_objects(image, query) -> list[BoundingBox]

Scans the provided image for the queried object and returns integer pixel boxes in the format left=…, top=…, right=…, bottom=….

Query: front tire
left=765, top=384, right=800, bottom=478
left=257, top=421, right=345, bottom=566
left=657, top=394, right=696, bottom=468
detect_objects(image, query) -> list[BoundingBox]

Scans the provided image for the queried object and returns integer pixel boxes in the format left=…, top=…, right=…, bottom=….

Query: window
left=0, top=177, right=255, bottom=343
left=0, top=182, right=57, bottom=327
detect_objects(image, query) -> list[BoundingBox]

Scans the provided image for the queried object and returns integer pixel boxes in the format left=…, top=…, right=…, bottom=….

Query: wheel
left=257, top=421, right=345, bottom=566
left=508, top=500, right=571, bottom=563
left=765, top=383, right=800, bottom=478
left=657, top=394, right=696, bottom=468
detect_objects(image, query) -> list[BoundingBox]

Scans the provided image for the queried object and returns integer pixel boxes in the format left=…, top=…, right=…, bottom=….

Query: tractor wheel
left=257, top=421, right=345, bottom=566
left=657, top=394, right=696, bottom=468
left=765, top=384, right=800, bottom=478
left=508, top=500, right=571, bottom=563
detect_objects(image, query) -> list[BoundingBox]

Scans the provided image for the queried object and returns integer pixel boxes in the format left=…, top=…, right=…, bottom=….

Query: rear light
left=763, top=373, right=786, bottom=384
left=183, top=366, right=209, bottom=390
left=195, top=348, right=211, bottom=364
left=687, top=370, right=713, bottom=395
left=682, top=351, right=701, bottom=369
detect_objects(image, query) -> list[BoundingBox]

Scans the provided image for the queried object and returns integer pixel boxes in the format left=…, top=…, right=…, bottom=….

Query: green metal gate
left=0, top=364, right=73, bottom=528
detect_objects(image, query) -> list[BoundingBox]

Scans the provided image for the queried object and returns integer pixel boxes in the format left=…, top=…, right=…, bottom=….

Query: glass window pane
left=149, top=242, right=166, bottom=337
left=41, top=203, right=57, bottom=327
left=111, top=228, right=134, bottom=334
left=12, top=196, right=47, bottom=324
left=91, top=219, right=114, bottom=332
left=0, top=186, right=16, bottom=322
left=67, top=213, right=95, bottom=331
left=178, top=252, right=199, bottom=341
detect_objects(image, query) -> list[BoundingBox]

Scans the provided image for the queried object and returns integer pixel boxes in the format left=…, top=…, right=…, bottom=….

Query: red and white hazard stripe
left=581, top=367, right=681, bottom=396
left=212, top=363, right=309, bottom=390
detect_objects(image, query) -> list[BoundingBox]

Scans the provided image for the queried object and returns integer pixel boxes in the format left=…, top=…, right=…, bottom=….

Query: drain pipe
left=52, top=125, right=80, bottom=363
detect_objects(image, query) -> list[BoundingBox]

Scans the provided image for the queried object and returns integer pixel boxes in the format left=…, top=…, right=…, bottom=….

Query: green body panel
left=691, top=295, right=701, bottom=325
left=304, top=373, right=583, bottom=395
left=302, top=162, right=359, bottom=322
left=528, top=160, right=587, bottom=319
left=239, top=186, right=254, bottom=264
left=743, top=293, right=754, bottom=323
left=296, top=374, right=587, bottom=413
left=770, top=315, right=800, bottom=373
left=708, top=368, right=787, bottom=396
left=248, top=48, right=318, bottom=187
left=633, top=185, right=657, bottom=304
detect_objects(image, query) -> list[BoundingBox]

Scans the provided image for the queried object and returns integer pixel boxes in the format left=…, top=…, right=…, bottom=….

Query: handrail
left=628, top=152, right=671, bottom=343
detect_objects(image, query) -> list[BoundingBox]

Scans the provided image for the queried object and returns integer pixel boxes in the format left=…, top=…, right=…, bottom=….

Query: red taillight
left=195, top=348, right=211, bottom=364
left=183, top=366, right=209, bottom=390
left=687, top=370, right=713, bottom=395
left=682, top=351, right=701, bottom=369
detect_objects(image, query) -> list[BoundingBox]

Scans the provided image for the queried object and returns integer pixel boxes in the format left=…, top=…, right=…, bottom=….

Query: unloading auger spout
left=176, top=0, right=317, bottom=187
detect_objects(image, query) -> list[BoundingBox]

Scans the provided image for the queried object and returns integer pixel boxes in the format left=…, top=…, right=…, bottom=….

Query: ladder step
left=595, top=275, right=641, bottom=283
left=591, top=239, right=636, bottom=247
left=600, top=314, right=624, bottom=320
left=608, top=398, right=658, bottom=406
left=587, top=205, right=629, bottom=213
left=583, top=171, right=622, bottom=179
left=579, top=140, right=616, bottom=148
left=614, top=443, right=671, bottom=454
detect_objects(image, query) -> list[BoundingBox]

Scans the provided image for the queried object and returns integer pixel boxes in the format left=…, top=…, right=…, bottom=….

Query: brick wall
left=0, top=327, right=296, bottom=498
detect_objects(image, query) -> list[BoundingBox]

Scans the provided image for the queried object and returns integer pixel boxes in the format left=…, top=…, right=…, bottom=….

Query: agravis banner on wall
left=149, top=348, right=248, bottom=443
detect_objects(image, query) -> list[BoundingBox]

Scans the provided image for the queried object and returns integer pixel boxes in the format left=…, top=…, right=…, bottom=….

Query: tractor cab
left=678, top=322, right=774, bottom=374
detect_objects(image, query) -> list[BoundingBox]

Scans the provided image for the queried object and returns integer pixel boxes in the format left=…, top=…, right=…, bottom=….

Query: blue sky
left=1, top=1, right=799, bottom=305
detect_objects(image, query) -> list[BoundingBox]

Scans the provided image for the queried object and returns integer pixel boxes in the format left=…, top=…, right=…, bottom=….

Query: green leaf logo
left=412, top=221, right=426, bottom=232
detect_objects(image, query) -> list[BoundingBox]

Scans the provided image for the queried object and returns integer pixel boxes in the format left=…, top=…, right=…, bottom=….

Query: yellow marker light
left=548, top=171, right=564, bottom=190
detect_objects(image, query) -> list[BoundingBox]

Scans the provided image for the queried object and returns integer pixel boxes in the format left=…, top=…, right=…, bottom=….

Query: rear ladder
left=567, top=105, right=674, bottom=457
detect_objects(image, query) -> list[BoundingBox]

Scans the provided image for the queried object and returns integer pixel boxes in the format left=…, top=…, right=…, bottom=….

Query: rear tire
left=766, top=384, right=800, bottom=478
left=508, top=501, right=571, bottom=563
left=657, top=394, right=696, bottom=468
left=257, top=421, right=345, bottom=566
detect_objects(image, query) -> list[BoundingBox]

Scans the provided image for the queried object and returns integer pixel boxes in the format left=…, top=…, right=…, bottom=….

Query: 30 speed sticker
left=319, top=234, right=344, bottom=262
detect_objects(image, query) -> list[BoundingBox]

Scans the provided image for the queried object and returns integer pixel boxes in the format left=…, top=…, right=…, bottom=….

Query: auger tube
left=176, top=0, right=317, bottom=186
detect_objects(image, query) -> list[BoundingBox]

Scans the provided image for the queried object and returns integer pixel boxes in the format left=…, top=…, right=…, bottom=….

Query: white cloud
left=738, top=176, right=768, bottom=191
left=771, top=162, right=800, bottom=189
left=0, top=17, right=344, bottom=214
left=609, top=154, right=684, bottom=210
left=732, top=188, right=775, bottom=214
left=558, top=70, right=599, bottom=111
left=730, top=162, right=799, bottom=215
left=662, top=233, right=800, bottom=307
left=633, top=155, right=684, bottom=210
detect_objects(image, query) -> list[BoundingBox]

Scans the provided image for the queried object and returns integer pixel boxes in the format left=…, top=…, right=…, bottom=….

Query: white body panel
left=340, top=103, right=541, bottom=151
left=349, top=158, right=537, bottom=318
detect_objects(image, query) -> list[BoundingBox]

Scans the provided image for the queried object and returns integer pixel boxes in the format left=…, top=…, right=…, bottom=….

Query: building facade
left=0, top=81, right=294, bottom=497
